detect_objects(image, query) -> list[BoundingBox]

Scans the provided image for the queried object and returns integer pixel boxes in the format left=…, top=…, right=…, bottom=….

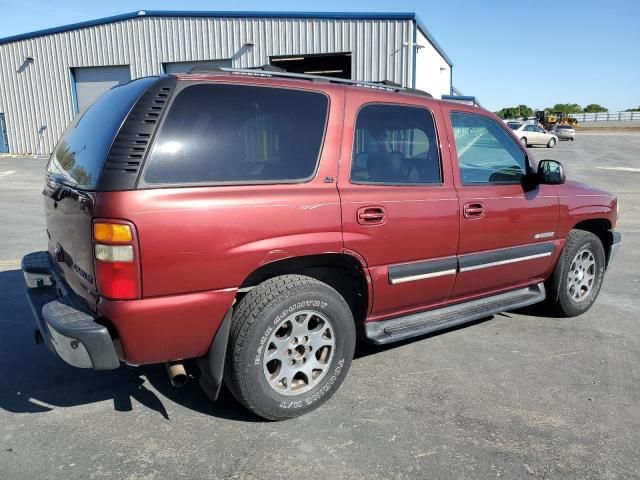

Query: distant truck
left=536, top=110, right=578, bottom=130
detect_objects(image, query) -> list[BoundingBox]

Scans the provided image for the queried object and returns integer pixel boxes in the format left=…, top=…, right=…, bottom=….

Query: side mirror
left=537, top=159, right=566, bottom=184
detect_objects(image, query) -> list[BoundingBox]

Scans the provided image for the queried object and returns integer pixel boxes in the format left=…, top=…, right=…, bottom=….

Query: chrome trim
left=459, top=252, right=552, bottom=272
left=534, top=231, right=554, bottom=239
left=389, top=268, right=457, bottom=284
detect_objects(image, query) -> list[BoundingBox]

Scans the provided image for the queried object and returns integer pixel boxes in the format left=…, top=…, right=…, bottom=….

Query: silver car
left=509, top=123, right=558, bottom=148
left=552, top=124, right=576, bottom=141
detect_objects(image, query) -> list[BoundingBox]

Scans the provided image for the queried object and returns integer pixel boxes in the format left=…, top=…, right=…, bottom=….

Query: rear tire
left=545, top=230, right=606, bottom=317
left=520, top=137, right=528, bottom=147
left=224, top=274, right=355, bottom=420
left=547, top=137, right=556, bottom=148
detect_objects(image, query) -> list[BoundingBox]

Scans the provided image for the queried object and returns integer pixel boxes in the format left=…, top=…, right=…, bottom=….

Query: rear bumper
left=22, top=251, right=120, bottom=370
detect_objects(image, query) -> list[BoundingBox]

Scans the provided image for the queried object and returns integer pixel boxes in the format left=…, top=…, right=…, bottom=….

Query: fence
left=569, top=111, right=640, bottom=122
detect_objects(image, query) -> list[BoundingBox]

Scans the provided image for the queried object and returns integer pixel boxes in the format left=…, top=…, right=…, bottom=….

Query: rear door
left=444, top=108, right=559, bottom=299
left=338, top=93, right=459, bottom=320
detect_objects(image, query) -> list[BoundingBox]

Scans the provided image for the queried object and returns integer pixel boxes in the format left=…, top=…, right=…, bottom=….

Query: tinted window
left=47, top=77, right=158, bottom=189
left=450, top=112, right=527, bottom=184
left=507, top=122, right=521, bottom=130
left=143, top=84, right=328, bottom=185
left=524, top=125, right=536, bottom=132
left=351, top=104, right=441, bottom=184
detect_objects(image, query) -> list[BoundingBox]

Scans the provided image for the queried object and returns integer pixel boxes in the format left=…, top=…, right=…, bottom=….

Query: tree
left=547, top=103, right=583, bottom=114
left=583, top=104, right=608, bottom=113
left=625, top=106, right=640, bottom=112
left=495, top=104, right=533, bottom=119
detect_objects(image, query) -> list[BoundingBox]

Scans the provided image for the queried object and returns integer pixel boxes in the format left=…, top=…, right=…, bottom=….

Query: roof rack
left=184, top=66, right=433, bottom=97
left=188, top=64, right=288, bottom=74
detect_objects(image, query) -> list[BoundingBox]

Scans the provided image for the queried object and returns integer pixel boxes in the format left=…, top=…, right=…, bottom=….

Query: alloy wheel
left=263, top=310, right=335, bottom=396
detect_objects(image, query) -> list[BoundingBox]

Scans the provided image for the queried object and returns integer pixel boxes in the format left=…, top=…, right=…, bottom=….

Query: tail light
left=93, top=221, right=141, bottom=300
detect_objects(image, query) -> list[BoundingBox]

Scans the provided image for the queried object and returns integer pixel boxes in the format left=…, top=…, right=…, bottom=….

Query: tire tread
left=225, top=274, right=345, bottom=420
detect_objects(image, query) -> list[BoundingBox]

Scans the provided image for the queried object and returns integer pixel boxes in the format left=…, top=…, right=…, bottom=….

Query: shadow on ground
left=1, top=267, right=508, bottom=422
left=0, top=269, right=259, bottom=422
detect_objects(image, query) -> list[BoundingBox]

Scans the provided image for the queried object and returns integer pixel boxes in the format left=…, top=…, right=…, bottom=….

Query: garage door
left=163, top=59, right=232, bottom=74
left=72, top=65, right=131, bottom=112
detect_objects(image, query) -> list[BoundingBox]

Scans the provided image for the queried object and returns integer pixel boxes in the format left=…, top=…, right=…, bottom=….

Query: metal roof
left=0, top=10, right=452, bottom=66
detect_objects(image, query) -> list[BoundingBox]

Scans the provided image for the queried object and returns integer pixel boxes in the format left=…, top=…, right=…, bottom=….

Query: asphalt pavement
left=0, top=134, right=639, bottom=479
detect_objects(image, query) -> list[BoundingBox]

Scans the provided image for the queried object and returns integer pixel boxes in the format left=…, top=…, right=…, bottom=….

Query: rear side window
left=142, top=84, right=328, bottom=185
left=450, top=112, right=527, bottom=185
left=47, top=77, right=158, bottom=189
left=351, top=104, right=441, bottom=185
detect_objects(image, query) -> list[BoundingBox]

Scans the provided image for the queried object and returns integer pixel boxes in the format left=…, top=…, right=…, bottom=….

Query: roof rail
left=184, top=66, right=433, bottom=96
left=187, top=64, right=287, bottom=74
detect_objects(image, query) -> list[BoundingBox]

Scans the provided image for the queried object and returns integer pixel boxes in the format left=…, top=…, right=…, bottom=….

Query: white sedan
left=509, top=123, right=558, bottom=148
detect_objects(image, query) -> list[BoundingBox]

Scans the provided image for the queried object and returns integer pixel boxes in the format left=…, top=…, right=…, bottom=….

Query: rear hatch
left=43, top=77, right=160, bottom=309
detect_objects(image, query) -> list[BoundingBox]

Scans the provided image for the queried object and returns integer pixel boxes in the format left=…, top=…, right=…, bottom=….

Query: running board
left=365, top=283, right=545, bottom=345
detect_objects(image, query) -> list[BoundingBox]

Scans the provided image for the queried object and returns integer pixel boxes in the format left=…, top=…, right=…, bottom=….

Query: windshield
left=47, top=77, right=158, bottom=189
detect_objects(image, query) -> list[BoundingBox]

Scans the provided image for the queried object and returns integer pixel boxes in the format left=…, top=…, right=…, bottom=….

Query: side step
left=365, top=283, right=545, bottom=345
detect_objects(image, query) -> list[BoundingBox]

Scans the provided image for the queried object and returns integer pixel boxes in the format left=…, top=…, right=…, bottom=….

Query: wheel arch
left=239, top=253, right=371, bottom=329
left=571, top=218, right=613, bottom=265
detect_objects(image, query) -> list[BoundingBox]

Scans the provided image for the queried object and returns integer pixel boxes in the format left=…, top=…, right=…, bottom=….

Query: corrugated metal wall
left=0, top=16, right=414, bottom=154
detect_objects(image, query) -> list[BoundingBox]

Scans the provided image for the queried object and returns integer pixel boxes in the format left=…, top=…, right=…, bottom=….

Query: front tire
left=224, top=274, right=356, bottom=420
left=546, top=230, right=606, bottom=317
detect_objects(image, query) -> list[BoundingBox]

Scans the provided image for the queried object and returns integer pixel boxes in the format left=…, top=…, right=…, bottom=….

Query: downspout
left=450, top=68, right=453, bottom=96
left=411, top=20, right=417, bottom=88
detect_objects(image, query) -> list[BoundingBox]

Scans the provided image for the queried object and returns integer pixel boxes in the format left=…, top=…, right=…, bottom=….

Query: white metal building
left=0, top=10, right=454, bottom=154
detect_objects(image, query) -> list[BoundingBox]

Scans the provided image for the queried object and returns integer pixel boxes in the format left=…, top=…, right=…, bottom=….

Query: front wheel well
left=238, top=254, right=369, bottom=330
left=572, top=219, right=612, bottom=264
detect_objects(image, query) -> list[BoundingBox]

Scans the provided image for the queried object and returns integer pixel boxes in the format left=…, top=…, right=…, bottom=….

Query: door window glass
left=450, top=112, right=528, bottom=184
left=351, top=104, right=441, bottom=185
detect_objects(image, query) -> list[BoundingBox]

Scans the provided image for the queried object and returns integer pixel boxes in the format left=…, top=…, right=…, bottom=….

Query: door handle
left=463, top=202, right=485, bottom=219
left=357, top=206, right=386, bottom=225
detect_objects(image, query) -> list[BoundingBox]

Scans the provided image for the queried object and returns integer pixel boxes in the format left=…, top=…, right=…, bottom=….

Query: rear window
left=47, top=77, right=158, bottom=189
left=556, top=125, right=573, bottom=129
left=507, top=122, right=521, bottom=130
left=142, top=84, right=329, bottom=185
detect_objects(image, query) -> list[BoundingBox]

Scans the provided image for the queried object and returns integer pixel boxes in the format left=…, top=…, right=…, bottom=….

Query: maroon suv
left=22, top=69, right=621, bottom=420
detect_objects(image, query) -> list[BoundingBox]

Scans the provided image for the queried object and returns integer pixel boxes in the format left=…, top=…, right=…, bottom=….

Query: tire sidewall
left=236, top=285, right=355, bottom=419
left=558, top=234, right=606, bottom=316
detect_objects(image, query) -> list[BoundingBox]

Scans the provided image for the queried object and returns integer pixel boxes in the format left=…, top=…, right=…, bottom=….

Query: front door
left=339, top=96, right=459, bottom=320
left=445, top=110, right=559, bottom=299
left=0, top=114, right=8, bottom=153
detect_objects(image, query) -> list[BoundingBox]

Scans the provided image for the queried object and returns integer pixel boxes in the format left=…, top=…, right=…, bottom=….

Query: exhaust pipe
left=166, top=361, right=188, bottom=387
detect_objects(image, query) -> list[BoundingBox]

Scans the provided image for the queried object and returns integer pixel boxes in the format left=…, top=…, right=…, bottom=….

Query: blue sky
left=1, top=0, right=638, bottom=111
